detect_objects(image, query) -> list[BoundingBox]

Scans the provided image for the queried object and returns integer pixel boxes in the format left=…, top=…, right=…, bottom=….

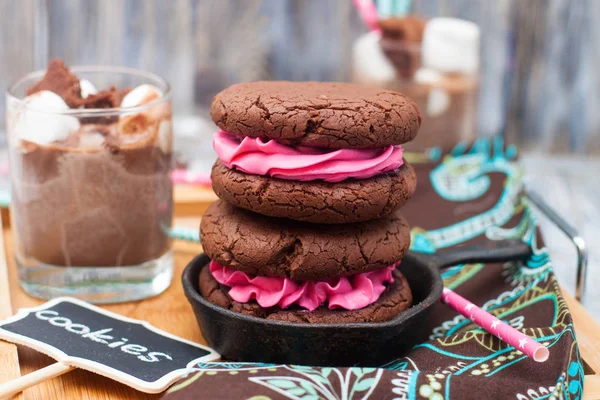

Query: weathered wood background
left=1, top=0, right=599, bottom=153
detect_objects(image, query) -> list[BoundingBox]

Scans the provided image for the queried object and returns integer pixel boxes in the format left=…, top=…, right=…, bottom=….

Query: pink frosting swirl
left=209, top=260, right=396, bottom=311
left=213, top=130, right=404, bottom=183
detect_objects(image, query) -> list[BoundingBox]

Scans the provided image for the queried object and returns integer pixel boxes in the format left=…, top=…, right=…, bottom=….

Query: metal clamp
left=526, top=190, right=589, bottom=302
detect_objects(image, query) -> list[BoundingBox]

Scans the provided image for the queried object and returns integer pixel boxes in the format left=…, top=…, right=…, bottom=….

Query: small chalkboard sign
left=0, top=297, right=220, bottom=394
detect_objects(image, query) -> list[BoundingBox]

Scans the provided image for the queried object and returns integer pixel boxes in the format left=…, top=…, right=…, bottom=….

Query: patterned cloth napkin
left=163, top=138, right=583, bottom=400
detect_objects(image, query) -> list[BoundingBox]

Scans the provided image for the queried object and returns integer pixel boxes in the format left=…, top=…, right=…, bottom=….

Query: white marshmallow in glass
left=14, top=90, right=80, bottom=146
left=79, top=79, right=98, bottom=99
left=118, top=84, right=171, bottom=150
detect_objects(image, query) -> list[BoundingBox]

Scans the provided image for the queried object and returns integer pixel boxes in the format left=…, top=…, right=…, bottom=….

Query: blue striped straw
left=377, top=0, right=393, bottom=18
left=377, top=0, right=412, bottom=17
left=0, top=191, right=10, bottom=208
left=394, top=0, right=412, bottom=16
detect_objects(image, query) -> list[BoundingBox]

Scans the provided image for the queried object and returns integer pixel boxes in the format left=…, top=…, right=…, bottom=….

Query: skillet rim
left=182, top=253, right=444, bottom=330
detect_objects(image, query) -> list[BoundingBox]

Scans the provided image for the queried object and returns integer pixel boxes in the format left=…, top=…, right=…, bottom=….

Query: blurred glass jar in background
left=352, top=17, right=481, bottom=153
left=6, top=65, right=173, bottom=303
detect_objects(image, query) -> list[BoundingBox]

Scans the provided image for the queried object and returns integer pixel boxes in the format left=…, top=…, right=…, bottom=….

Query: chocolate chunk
left=26, top=59, right=83, bottom=108
left=79, top=86, right=118, bottom=124
left=80, top=86, right=134, bottom=124
left=378, top=16, right=427, bottom=43
left=80, top=86, right=133, bottom=109
left=81, top=86, right=118, bottom=109
left=378, top=17, right=427, bottom=79
left=379, top=38, right=423, bottom=79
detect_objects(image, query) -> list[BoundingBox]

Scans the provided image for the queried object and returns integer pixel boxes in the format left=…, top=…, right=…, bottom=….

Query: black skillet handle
left=404, top=239, right=532, bottom=270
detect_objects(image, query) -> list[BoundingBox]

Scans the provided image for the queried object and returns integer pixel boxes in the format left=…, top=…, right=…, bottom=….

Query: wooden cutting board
left=0, top=215, right=21, bottom=399
left=0, top=221, right=205, bottom=400
left=0, top=217, right=599, bottom=399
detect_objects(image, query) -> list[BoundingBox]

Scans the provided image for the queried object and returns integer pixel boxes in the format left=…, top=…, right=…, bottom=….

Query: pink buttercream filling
left=209, top=260, right=396, bottom=311
left=213, top=130, right=404, bottom=183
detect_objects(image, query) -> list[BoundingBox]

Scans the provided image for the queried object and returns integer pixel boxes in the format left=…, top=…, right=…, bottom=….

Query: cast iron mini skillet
left=182, top=239, right=531, bottom=367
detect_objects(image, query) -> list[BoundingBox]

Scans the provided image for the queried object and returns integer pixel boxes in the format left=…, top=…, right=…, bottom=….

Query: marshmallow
left=118, top=84, right=170, bottom=148
left=414, top=67, right=444, bottom=85
left=14, top=90, right=80, bottom=145
left=352, top=32, right=396, bottom=84
left=120, top=84, right=163, bottom=108
left=120, top=83, right=167, bottom=120
left=79, top=79, right=98, bottom=99
left=78, top=132, right=106, bottom=148
left=118, top=113, right=153, bottom=140
left=426, top=88, right=450, bottom=117
left=422, top=18, right=480, bottom=74
left=414, top=67, right=450, bottom=116
left=157, top=120, right=172, bottom=153
left=23, top=90, right=69, bottom=111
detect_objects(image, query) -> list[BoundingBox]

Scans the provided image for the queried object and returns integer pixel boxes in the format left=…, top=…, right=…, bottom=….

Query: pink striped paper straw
left=352, top=0, right=381, bottom=33
left=440, top=287, right=549, bottom=362
left=171, top=169, right=212, bottom=186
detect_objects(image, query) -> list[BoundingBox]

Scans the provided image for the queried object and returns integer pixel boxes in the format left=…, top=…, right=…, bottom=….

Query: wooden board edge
left=583, top=375, right=600, bottom=399
left=561, top=289, right=600, bottom=378
left=173, top=185, right=217, bottom=218
left=0, top=213, right=23, bottom=394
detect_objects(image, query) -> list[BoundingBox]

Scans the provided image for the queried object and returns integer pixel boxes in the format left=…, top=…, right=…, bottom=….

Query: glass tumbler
left=6, top=66, right=173, bottom=303
left=352, top=29, right=480, bottom=153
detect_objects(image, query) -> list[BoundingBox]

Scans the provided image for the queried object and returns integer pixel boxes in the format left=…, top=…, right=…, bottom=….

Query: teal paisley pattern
left=163, top=137, right=583, bottom=400
left=426, top=137, right=523, bottom=250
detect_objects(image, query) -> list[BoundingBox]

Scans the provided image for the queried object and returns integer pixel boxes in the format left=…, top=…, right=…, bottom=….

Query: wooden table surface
left=0, top=216, right=599, bottom=399
left=0, top=226, right=205, bottom=400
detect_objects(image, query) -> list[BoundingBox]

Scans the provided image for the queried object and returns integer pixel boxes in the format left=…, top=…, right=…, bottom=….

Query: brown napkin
left=164, top=140, right=583, bottom=399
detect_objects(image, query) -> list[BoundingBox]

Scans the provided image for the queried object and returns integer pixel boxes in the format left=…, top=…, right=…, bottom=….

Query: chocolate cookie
left=210, top=81, right=421, bottom=149
left=200, top=265, right=413, bottom=323
left=211, top=159, right=417, bottom=224
left=200, top=200, right=411, bottom=280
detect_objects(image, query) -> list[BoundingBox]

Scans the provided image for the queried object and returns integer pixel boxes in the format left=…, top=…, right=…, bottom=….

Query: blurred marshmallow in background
left=421, top=17, right=480, bottom=74
left=352, top=15, right=481, bottom=152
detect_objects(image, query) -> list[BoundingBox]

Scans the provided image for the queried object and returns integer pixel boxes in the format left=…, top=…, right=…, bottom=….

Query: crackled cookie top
left=210, top=81, right=421, bottom=149
left=210, top=159, right=416, bottom=224
left=200, top=200, right=411, bottom=280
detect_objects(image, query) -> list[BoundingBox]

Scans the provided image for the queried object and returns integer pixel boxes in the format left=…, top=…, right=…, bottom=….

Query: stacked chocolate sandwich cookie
left=200, top=81, right=421, bottom=323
